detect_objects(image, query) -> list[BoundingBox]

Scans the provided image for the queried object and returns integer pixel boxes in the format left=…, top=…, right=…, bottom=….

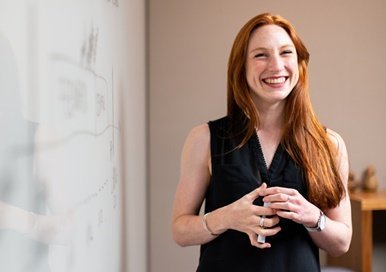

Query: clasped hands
left=225, top=183, right=320, bottom=249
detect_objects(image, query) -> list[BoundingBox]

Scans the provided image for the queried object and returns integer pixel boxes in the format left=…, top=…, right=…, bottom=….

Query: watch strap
left=304, top=210, right=325, bottom=232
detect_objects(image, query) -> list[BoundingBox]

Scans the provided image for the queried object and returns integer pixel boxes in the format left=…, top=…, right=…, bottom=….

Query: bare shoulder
left=181, top=124, right=210, bottom=181
left=182, top=123, right=210, bottom=162
left=326, top=128, right=349, bottom=176
left=186, top=123, right=210, bottom=144
left=326, top=128, right=347, bottom=153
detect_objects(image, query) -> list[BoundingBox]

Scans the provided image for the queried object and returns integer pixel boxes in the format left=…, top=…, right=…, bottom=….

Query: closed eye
left=281, top=50, right=293, bottom=55
left=254, top=53, right=267, bottom=58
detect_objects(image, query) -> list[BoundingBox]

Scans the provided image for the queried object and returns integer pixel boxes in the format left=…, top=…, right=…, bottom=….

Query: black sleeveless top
left=197, top=116, right=320, bottom=272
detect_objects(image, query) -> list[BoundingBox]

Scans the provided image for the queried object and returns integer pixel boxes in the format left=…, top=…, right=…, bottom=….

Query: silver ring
left=287, top=195, right=290, bottom=202
left=259, top=216, right=265, bottom=228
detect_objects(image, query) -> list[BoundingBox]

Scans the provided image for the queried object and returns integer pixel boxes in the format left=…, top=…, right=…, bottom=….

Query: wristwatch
left=304, top=210, right=326, bottom=232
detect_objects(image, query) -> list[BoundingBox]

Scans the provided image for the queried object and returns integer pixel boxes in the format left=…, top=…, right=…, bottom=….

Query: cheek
left=245, top=65, right=258, bottom=86
left=291, top=63, right=300, bottom=84
left=293, top=69, right=299, bottom=83
left=246, top=63, right=264, bottom=82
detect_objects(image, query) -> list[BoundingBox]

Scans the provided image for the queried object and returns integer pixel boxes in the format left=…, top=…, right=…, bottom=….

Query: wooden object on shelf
left=362, top=166, right=378, bottom=192
left=348, top=171, right=360, bottom=193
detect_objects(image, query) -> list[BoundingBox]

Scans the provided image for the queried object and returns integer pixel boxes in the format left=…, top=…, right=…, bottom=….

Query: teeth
left=264, top=77, right=286, bottom=84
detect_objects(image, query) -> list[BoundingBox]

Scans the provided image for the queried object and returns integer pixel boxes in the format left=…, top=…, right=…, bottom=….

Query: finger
left=255, top=207, right=278, bottom=217
left=254, top=242, right=271, bottom=249
left=262, top=186, right=293, bottom=197
left=249, top=204, right=276, bottom=221
left=250, top=226, right=281, bottom=248
left=246, top=183, right=267, bottom=201
left=257, top=225, right=282, bottom=237
left=266, top=198, right=292, bottom=213
left=266, top=194, right=291, bottom=205
left=275, top=209, right=300, bottom=222
left=263, top=190, right=296, bottom=204
left=248, top=233, right=271, bottom=248
left=275, top=209, right=292, bottom=219
left=259, top=216, right=280, bottom=228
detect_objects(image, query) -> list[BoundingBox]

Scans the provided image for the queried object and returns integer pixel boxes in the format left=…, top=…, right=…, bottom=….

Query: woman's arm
left=310, top=129, right=352, bottom=256
left=171, top=124, right=280, bottom=248
left=171, top=124, right=217, bottom=246
left=261, top=129, right=352, bottom=256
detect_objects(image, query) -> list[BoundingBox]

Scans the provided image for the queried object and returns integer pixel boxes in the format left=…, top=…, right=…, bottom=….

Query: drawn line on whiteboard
left=70, top=167, right=119, bottom=212
left=10, top=123, right=119, bottom=158
left=71, top=179, right=106, bottom=211
left=12, top=41, right=119, bottom=158
left=51, top=53, right=107, bottom=82
left=50, top=52, right=116, bottom=157
left=51, top=52, right=111, bottom=134
left=37, top=123, right=118, bottom=148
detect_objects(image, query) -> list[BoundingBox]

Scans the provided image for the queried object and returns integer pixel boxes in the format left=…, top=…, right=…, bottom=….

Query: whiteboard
left=0, top=0, right=127, bottom=271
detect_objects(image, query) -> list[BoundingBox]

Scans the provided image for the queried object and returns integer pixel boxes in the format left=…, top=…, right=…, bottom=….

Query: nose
left=268, top=54, right=284, bottom=72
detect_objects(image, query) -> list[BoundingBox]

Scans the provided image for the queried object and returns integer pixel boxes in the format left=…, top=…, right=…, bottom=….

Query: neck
left=256, top=103, right=285, bottom=132
left=252, top=93, right=286, bottom=131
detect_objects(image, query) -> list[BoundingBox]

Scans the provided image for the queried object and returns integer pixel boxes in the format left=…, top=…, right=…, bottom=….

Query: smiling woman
left=171, top=12, right=352, bottom=272
left=246, top=25, right=299, bottom=110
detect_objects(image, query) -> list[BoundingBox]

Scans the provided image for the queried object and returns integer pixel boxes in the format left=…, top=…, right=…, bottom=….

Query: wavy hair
left=227, top=13, right=344, bottom=210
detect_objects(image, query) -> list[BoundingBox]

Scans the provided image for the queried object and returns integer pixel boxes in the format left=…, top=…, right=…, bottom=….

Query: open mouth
left=262, top=76, right=288, bottom=85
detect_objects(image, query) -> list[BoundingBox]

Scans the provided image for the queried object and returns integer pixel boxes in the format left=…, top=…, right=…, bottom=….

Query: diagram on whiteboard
left=0, top=0, right=127, bottom=271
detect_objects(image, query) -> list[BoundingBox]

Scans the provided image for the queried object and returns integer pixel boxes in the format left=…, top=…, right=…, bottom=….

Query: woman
left=171, top=13, right=352, bottom=271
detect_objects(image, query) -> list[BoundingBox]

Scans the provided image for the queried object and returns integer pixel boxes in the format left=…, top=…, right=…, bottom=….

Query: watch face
left=304, top=211, right=326, bottom=232
left=319, top=213, right=326, bottom=231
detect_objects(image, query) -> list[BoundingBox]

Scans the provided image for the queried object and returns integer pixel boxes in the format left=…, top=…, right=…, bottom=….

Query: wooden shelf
left=349, top=190, right=386, bottom=211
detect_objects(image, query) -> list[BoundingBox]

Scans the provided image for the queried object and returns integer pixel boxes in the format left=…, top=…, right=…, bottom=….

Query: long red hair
left=227, top=13, right=344, bottom=210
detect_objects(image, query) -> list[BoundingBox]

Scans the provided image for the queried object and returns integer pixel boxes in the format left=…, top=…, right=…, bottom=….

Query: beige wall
left=121, top=1, right=147, bottom=271
left=149, top=1, right=386, bottom=271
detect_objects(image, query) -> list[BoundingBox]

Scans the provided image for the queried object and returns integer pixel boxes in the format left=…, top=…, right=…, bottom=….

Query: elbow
left=340, top=238, right=352, bottom=256
left=328, top=241, right=351, bottom=257
left=327, top=233, right=352, bottom=257
left=173, top=235, right=189, bottom=247
left=172, top=224, right=189, bottom=247
left=172, top=231, right=184, bottom=247
left=172, top=232, right=191, bottom=247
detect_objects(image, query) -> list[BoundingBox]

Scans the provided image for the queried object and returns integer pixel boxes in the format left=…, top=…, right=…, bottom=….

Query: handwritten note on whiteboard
left=0, top=1, right=125, bottom=271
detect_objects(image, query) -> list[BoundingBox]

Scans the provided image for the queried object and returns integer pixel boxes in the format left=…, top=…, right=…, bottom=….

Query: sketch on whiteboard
left=0, top=1, right=123, bottom=271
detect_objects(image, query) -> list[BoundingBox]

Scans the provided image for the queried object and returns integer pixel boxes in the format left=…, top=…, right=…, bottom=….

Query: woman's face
left=246, top=24, right=299, bottom=108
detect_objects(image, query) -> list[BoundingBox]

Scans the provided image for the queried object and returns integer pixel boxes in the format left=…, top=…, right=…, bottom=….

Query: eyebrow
left=249, top=44, right=295, bottom=53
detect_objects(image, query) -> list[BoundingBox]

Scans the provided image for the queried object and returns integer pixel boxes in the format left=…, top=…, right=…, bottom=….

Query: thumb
left=247, top=183, right=267, bottom=201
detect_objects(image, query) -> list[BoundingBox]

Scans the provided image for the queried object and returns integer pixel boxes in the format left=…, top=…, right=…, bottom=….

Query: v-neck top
left=197, top=116, right=320, bottom=272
